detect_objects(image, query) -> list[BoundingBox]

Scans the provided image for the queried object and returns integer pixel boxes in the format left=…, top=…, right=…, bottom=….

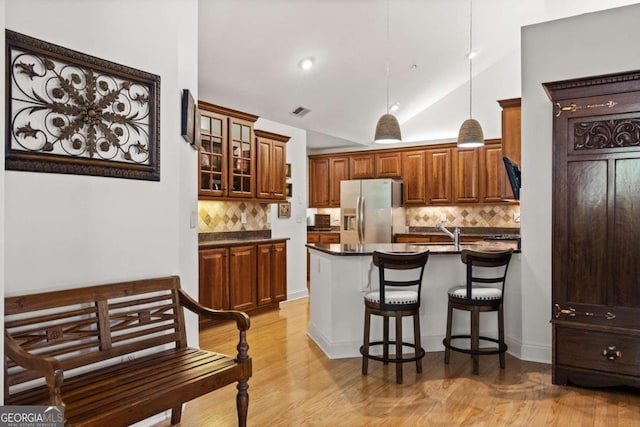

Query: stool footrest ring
left=442, top=335, right=507, bottom=356
left=360, top=341, right=426, bottom=364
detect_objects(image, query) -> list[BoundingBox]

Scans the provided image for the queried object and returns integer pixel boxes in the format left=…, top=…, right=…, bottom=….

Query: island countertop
left=305, top=240, right=520, bottom=256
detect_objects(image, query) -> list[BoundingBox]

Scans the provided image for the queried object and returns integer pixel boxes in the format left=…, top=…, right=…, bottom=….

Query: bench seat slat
left=8, top=347, right=244, bottom=426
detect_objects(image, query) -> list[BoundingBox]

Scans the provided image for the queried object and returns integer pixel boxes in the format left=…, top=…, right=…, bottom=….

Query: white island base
left=307, top=244, right=521, bottom=359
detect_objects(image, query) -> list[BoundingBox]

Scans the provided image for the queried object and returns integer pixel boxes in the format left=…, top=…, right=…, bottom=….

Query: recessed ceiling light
left=299, top=57, right=314, bottom=70
left=389, top=102, right=400, bottom=112
left=467, top=50, right=477, bottom=60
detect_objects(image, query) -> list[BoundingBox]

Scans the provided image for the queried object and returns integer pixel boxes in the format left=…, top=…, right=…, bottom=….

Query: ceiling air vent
left=291, top=106, right=311, bottom=117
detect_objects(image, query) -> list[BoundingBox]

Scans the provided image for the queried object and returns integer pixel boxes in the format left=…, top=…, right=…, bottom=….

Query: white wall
left=520, top=3, right=640, bottom=363
left=0, top=0, right=6, bottom=404
left=2, top=0, right=199, bottom=408
left=256, top=119, right=309, bottom=301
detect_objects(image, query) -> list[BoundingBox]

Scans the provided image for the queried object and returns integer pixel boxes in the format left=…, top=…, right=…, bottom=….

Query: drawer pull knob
left=601, top=346, right=621, bottom=361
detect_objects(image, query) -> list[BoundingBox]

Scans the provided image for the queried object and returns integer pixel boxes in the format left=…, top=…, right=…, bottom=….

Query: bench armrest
left=4, top=330, right=65, bottom=406
left=178, top=289, right=250, bottom=331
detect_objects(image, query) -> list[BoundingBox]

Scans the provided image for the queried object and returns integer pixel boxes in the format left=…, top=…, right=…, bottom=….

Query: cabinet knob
left=601, top=346, right=621, bottom=361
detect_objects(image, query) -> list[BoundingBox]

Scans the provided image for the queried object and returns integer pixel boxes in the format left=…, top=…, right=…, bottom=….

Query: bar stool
left=361, top=250, right=430, bottom=384
left=443, top=248, right=513, bottom=374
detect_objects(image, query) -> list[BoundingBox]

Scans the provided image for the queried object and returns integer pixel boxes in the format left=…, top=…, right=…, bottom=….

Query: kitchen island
left=306, top=241, right=521, bottom=359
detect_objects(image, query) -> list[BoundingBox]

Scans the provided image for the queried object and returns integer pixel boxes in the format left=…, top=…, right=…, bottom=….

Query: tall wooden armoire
left=544, top=70, right=640, bottom=388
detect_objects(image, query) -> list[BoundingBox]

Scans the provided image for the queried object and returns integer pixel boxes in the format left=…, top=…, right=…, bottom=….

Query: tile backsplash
left=408, top=205, right=520, bottom=228
left=317, top=204, right=520, bottom=228
left=202, top=201, right=520, bottom=233
left=198, top=200, right=271, bottom=233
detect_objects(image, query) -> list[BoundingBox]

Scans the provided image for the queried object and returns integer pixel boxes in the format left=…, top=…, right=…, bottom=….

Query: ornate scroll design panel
left=574, top=118, right=640, bottom=150
left=5, top=30, right=160, bottom=181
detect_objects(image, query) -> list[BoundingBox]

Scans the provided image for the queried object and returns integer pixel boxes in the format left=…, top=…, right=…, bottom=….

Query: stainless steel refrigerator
left=340, top=178, right=405, bottom=244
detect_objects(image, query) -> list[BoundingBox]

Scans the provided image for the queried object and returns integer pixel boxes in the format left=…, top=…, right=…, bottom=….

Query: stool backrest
left=460, top=249, right=513, bottom=304
left=372, top=251, right=430, bottom=309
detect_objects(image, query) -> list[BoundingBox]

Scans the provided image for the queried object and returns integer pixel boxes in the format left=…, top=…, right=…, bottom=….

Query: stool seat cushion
left=364, top=290, right=418, bottom=305
left=448, top=285, right=502, bottom=300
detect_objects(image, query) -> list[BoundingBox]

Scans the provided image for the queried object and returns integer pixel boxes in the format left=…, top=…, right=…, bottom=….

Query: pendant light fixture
left=374, top=0, right=401, bottom=144
left=457, top=0, right=484, bottom=148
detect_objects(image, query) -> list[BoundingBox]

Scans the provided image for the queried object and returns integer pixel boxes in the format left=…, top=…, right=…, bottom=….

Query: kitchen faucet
left=435, top=223, right=460, bottom=249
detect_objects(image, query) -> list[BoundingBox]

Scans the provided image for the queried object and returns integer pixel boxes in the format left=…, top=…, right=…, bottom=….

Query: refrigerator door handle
left=359, top=197, right=365, bottom=243
left=355, top=196, right=361, bottom=243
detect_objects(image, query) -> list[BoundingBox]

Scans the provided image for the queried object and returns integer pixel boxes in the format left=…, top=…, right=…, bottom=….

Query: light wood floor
left=159, top=297, right=640, bottom=426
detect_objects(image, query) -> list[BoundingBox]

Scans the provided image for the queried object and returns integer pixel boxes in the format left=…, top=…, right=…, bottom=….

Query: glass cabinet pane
left=201, top=138, right=212, bottom=153
left=211, top=118, right=222, bottom=136
left=200, top=116, right=210, bottom=134
left=241, top=125, right=250, bottom=142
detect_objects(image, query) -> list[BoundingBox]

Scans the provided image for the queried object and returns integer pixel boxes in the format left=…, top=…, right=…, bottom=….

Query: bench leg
left=170, top=405, right=182, bottom=425
left=237, top=379, right=249, bottom=427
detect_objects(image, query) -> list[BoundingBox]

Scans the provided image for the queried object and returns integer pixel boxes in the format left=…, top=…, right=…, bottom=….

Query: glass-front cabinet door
left=199, top=110, right=227, bottom=197
left=228, top=117, right=255, bottom=198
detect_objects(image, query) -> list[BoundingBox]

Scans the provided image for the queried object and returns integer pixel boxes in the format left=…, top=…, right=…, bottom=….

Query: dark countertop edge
left=305, top=242, right=520, bottom=256
left=200, top=237, right=290, bottom=249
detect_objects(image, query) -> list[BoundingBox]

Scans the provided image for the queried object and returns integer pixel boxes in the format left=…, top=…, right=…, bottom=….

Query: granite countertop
left=199, top=231, right=289, bottom=249
left=395, top=226, right=520, bottom=238
left=305, top=240, right=520, bottom=256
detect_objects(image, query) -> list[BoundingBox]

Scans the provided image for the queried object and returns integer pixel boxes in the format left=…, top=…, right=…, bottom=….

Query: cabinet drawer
left=319, top=234, right=340, bottom=244
left=556, top=327, right=640, bottom=377
left=307, top=233, right=320, bottom=243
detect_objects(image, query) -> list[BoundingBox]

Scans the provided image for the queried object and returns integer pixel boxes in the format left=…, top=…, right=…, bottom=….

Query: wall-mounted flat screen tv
left=502, top=156, right=521, bottom=200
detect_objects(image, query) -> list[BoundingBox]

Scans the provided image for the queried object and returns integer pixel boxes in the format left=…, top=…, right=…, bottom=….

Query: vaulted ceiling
left=198, top=0, right=639, bottom=149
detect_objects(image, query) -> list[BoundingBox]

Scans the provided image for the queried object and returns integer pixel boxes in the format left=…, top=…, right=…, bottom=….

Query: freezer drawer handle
left=601, top=346, right=621, bottom=361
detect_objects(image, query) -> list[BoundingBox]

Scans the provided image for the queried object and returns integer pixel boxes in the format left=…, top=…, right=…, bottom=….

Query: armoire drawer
left=556, top=327, right=640, bottom=377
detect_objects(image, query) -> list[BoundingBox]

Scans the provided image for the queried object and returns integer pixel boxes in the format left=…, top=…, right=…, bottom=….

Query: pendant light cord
left=385, top=0, right=390, bottom=115
left=469, top=0, right=473, bottom=119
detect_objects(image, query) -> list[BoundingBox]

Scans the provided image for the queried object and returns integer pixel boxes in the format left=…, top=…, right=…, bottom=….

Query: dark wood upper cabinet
left=349, top=153, right=375, bottom=179
left=375, top=151, right=402, bottom=178
left=452, top=147, right=479, bottom=203
left=545, top=69, right=640, bottom=389
left=498, top=98, right=521, bottom=200
left=329, top=156, right=349, bottom=207
left=426, top=147, right=452, bottom=204
left=401, top=150, right=427, bottom=205
left=255, top=129, right=289, bottom=200
left=309, top=157, right=330, bottom=207
left=308, top=136, right=515, bottom=207
left=198, top=101, right=289, bottom=201
left=480, top=142, right=504, bottom=203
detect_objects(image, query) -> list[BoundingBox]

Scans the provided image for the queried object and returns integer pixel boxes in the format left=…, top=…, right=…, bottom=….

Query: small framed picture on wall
left=278, top=202, right=291, bottom=218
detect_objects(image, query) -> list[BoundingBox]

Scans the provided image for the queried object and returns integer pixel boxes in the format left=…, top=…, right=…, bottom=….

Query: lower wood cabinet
left=198, top=247, right=229, bottom=310
left=257, top=242, right=287, bottom=306
left=199, top=241, right=287, bottom=325
left=228, top=245, right=257, bottom=312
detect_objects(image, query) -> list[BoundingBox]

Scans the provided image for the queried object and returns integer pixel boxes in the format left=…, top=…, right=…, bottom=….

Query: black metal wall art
left=5, top=30, right=161, bottom=181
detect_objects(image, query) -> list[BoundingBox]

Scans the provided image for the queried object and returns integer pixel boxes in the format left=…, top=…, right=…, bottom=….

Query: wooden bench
left=4, top=275, right=251, bottom=427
